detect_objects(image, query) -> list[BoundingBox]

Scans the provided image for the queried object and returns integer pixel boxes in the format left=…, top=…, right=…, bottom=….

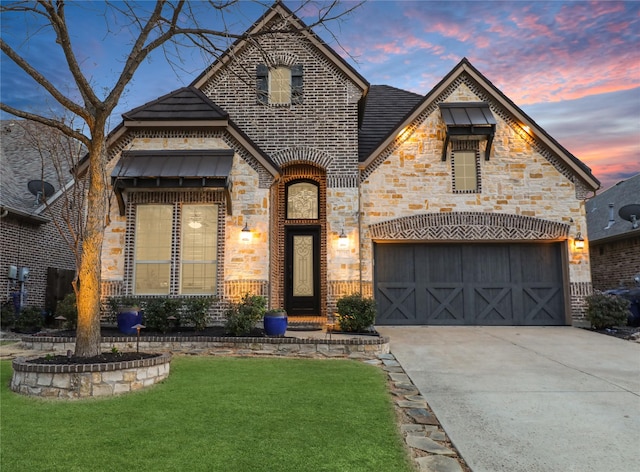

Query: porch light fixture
left=240, top=222, right=252, bottom=243
left=338, top=228, right=349, bottom=250
left=574, top=232, right=585, bottom=250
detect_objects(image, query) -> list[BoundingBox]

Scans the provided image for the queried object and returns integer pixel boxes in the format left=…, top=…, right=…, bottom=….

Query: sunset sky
left=1, top=1, right=638, bottom=192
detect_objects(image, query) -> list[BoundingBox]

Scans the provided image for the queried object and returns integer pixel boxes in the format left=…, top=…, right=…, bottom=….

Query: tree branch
left=0, top=37, right=90, bottom=121
left=0, top=102, right=89, bottom=145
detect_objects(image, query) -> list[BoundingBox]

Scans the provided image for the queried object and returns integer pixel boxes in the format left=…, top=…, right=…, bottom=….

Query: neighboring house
left=586, top=173, right=640, bottom=291
left=100, top=2, right=599, bottom=326
left=0, top=120, right=79, bottom=314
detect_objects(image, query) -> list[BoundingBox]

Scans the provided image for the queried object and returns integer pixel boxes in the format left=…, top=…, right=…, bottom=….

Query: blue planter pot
left=117, top=309, right=142, bottom=335
left=263, top=311, right=287, bottom=337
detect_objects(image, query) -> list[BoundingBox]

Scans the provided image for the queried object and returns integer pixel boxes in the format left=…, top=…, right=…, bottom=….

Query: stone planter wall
left=21, top=335, right=390, bottom=359
left=11, top=352, right=172, bottom=399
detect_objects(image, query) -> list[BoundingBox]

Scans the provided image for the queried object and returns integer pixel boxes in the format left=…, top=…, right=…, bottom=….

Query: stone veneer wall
left=359, top=79, right=592, bottom=322
left=11, top=352, right=172, bottom=399
left=101, top=133, right=270, bottom=322
left=21, top=336, right=389, bottom=360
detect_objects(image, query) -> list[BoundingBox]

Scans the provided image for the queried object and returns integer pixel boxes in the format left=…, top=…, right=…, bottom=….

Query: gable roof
left=191, top=1, right=369, bottom=94
left=360, top=58, right=600, bottom=191
left=358, top=85, right=423, bottom=161
left=585, top=173, right=640, bottom=243
left=0, top=120, right=76, bottom=222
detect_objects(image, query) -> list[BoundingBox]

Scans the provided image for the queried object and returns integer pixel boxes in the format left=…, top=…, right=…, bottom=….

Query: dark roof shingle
left=0, top=120, right=75, bottom=214
left=122, top=87, right=228, bottom=121
left=586, top=173, right=640, bottom=242
left=358, top=85, right=423, bottom=161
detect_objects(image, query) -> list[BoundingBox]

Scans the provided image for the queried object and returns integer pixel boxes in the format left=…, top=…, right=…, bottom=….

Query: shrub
left=336, top=293, right=377, bottom=332
left=14, top=306, right=44, bottom=333
left=183, top=297, right=215, bottom=331
left=55, top=292, right=78, bottom=330
left=0, top=302, right=15, bottom=329
left=586, top=292, right=630, bottom=329
left=143, top=298, right=183, bottom=334
left=224, top=293, right=266, bottom=336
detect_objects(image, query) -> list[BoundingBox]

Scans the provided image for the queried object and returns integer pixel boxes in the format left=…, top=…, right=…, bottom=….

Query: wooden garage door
left=374, top=243, right=566, bottom=326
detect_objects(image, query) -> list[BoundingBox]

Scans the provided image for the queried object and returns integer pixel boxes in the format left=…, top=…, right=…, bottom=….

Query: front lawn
left=0, top=357, right=413, bottom=472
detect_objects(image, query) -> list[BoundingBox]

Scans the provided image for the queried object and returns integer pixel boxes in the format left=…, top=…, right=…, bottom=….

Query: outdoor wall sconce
left=240, top=222, right=252, bottom=243
left=574, top=232, right=585, bottom=250
left=338, top=228, right=349, bottom=250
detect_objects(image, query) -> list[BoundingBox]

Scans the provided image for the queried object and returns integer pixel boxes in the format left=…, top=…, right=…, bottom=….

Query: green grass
left=0, top=340, right=17, bottom=346
left=0, top=357, right=413, bottom=472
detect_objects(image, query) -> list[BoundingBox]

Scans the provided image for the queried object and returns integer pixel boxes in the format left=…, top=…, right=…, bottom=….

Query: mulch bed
left=585, top=326, right=640, bottom=341
left=37, top=326, right=267, bottom=338
left=26, top=352, right=159, bottom=365
left=29, top=325, right=380, bottom=339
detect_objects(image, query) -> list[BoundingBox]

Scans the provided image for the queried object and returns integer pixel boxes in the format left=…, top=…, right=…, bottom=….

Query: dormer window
left=257, top=64, right=303, bottom=105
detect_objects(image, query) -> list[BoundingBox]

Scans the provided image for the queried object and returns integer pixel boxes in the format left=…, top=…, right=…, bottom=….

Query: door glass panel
left=287, top=182, right=318, bottom=219
left=293, top=235, right=314, bottom=296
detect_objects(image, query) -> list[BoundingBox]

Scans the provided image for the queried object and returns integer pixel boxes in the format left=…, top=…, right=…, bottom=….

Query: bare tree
left=0, top=0, right=362, bottom=357
left=18, top=118, right=87, bottom=274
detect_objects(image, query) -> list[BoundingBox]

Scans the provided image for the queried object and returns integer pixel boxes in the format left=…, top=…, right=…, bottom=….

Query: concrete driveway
left=377, top=326, right=640, bottom=472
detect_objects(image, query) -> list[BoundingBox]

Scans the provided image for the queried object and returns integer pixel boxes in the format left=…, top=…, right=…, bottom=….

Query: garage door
left=374, top=243, right=566, bottom=326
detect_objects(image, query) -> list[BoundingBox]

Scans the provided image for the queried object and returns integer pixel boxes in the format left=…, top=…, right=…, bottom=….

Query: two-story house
left=101, top=2, right=599, bottom=327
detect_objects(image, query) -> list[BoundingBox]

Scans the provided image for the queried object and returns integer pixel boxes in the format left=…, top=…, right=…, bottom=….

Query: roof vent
left=603, top=203, right=615, bottom=230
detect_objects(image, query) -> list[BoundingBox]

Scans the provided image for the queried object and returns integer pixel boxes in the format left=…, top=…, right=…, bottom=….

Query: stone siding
left=21, top=335, right=390, bottom=359
left=360, top=86, right=589, bottom=267
left=101, top=134, right=270, bottom=318
left=359, top=81, right=591, bottom=322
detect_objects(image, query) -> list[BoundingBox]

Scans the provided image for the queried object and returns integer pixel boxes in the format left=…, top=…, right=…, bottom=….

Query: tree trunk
left=74, top=125, right=108, bottom=357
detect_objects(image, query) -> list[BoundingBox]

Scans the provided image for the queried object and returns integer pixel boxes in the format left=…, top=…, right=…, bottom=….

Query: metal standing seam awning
left=111, top=150, right=234, bottom=215
left=439, top=102, right=496, bottom=161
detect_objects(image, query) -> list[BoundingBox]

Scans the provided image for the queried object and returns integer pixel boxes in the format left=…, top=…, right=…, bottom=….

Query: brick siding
left=1, top=195, right=77, bottom=312
left=590, top=236, right=640, bottom=290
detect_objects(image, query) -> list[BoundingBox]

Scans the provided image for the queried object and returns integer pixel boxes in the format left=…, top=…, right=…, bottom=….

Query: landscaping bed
left=26, top=351, right=158, bottom=365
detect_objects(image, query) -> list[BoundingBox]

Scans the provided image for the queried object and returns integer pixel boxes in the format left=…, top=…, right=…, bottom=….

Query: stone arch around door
left=270, top=162, right=327, bottom=319
left=370, top=212, right=571, bottom=326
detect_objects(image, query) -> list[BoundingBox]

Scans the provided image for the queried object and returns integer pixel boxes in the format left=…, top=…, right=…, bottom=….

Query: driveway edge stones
left=372, top=353, right=470, bottom=472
